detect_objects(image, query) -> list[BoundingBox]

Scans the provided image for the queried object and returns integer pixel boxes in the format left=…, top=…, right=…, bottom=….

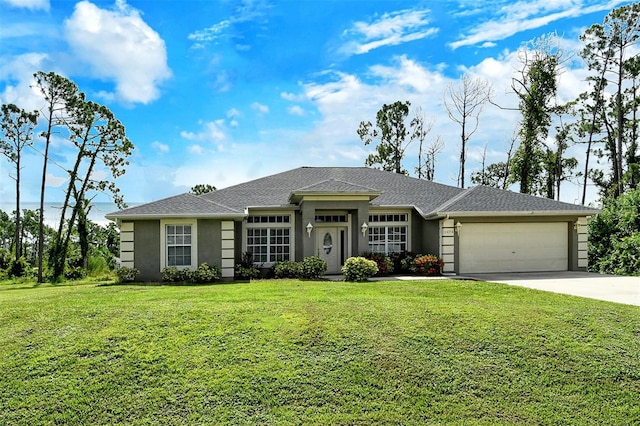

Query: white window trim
left=160, top=219, right=198, bottom=270
left=367, top=210, right=411, bottom=253
left=243, top=212, right=295, bottom=267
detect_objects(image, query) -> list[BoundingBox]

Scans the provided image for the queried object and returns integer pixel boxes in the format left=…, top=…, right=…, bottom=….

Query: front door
left=316, top=227, right=344, bottom=274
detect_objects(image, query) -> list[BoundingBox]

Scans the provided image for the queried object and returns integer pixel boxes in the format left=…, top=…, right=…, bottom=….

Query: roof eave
left=427, top=209, right=601, bottom=219
left=105, top=212, right=248, bottom=221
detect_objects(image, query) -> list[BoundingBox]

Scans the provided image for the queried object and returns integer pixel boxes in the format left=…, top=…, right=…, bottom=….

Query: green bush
left=341, top=256, right=378, bottom=282
left=0, top=248, right=11, bottom=270
left=235, top=252, right=261, bottom=280
left=64, top=266, right=87, bottom=280
left=414, top=254, right=444, bottom=275
left=117, top=266, right=140, bottom=283
left=300, top=256, right=327, bottom=279
left=8, top=256, right=30, bottom=278
left=273, top=260, right=301, bottom=278
left=362, top=252, right=394, bottom=275
left=87, top=255, right=110, bottom=276
left=161, top=266, right=191, bottom=283
left=191, top=263, right=221, bottom=283
left=589, top=188, right=640, bottom=275
left=390, top=251, right=419, bottom=274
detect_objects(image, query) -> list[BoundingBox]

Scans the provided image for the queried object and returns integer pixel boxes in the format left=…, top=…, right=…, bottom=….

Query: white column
left=221, top=221, right=235, bottom=278
left=577, top=217, right=589, bottom=269
left=440, top=219, right=455, bottom=273
left=120, top=222, right=134, bottom=268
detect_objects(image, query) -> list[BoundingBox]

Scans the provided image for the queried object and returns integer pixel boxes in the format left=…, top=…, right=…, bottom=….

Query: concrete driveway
left=463, top=271, right=640, bottom=307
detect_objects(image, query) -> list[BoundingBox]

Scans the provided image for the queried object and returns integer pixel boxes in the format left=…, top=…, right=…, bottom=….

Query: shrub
left=414, top=254, right=444, bottom=276
left=299, top=256, right=327, bottom=279
left=64, top=266, right=87, bottom=280
left=8, top=256, right=30, bottom=278
left=117, top=266, right=140, bottom=283
left=0, top=248, right=11, bottom=270
left=362, top=252, right=394, bottom=275
left=87, top=255, right=110, bottom=276
left=273, top=260, right=301, bottom=279
left=235, top=252, right=261, bottom=280
left=191, top=263, right=221, bottom=283
left=390, top=251, right=419, bottom=274
left=342, top=256, right=378, bottom=282
left=162, top=266, right=190, bottom=283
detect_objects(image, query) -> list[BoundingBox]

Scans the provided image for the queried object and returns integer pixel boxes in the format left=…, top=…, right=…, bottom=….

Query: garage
left=459, top=222, right=568, bottom=273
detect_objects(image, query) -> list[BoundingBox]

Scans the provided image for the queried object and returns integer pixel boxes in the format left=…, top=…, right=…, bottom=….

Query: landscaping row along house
left=106, top=167, right=600, bottom=281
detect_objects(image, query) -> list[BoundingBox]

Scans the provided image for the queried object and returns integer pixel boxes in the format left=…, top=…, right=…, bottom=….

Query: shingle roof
left=105, top=193, right=241, bottom=219
left=200, top=167, right=464, bottom=215
left=106, top=167, right=599, bottom=220
left=430, top=185, right=598, bottom=216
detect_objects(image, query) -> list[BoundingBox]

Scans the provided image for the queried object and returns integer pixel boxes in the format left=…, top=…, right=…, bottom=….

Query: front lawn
left=1, top=279, right=638, bottom=425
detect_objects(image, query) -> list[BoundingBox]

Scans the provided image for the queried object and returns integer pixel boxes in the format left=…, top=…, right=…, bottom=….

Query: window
left=315, top=214, right=348, bottom=223
left=367, top=213, right=409, bottom=254
left=368, top=226, right=407, bottom=254
left=369, top=213, right=407, bottom=222
left=247, top=228, right=290, bottom=263
left=247, top=215, right=290, bottom=224
left=246, top=215, right=292, bottom=264
left=166, top=225, right=192, bottom=267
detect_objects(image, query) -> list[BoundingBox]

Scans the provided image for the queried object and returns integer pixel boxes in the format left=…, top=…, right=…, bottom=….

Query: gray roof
left=105, top=193, right=242, bottom=219
left=106, top=166, right=599, bottom=220
left=430, top=185, right=598, bottom=217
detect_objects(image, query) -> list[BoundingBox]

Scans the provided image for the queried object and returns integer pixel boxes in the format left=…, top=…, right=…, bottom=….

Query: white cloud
left=342, top=9, right=438, bottom=55
left=180, top=120, right=228, bottom=143
left=287, top=105, right=305, bottom=116
left=251, top=102, right=269, bottom=114
left=0, top=53, right=51, bottom=111
left=151, top=141, right=169, bottom=153
left=0, top=0, right=49, bottom=11
left=281, top=91, right=306, bottom=102
left=188, top=20, right=230, bottom=44
left=188, top=144, right=206, bottom=155
left=450, top=0, right=627, bottom=49
left=63, top=0, right=171, bottom=104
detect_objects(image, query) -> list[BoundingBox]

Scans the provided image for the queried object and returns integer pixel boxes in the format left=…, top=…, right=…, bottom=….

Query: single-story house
left=106, top=167, right=599, bottom=280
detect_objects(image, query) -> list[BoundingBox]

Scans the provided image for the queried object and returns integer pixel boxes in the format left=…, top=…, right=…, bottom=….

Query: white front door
left=316, top=227, right=343, bottom=274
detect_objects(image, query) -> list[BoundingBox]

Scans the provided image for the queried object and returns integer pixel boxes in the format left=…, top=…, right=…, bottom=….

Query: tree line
left=358, top=3, right=640, bottom=205
left=1, top=71, right=133, bottom=282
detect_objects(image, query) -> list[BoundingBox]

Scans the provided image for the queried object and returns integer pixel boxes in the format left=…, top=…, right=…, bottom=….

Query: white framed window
left=245, top=214, right=293, bottom=265
left=160, top=219, right=198, bottom=270
left=368, top=226, right=407, bottom=254
left=166, top=225, right=192, bottom=267
left=247, top=228, right=290, bottom=263
left=368, top=211, right=410, bottom=254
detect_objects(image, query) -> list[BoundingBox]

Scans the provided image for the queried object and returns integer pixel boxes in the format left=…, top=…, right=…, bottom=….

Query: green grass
left=1, top=279, right=639, bottom=425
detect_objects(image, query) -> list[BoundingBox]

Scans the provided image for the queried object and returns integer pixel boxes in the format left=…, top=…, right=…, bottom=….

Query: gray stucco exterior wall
left=134, top=220, right=161, bottom=281
left=197, top=219, right=222, bottom=267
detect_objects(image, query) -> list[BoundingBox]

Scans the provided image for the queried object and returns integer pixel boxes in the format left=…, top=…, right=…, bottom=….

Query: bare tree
left=411, top=107, right=434, bottom=179
left=442, top=74, right=492, bottom=188
left=421, top=136, right=444, bottom=181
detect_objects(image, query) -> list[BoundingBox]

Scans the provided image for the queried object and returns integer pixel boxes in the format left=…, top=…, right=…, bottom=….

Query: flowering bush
left=341, top=256, right=378, bottom=282
left=414, top=254, right=444, bottom=276
left=362, top=252, right=394, bottom=275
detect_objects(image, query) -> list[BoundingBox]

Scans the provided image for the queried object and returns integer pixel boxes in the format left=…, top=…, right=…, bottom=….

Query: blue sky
left=0, top=0, right=633, bottom=208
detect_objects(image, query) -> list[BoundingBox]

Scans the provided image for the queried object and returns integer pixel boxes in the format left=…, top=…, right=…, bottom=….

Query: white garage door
left=459, top=222, right=568, bottom=273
